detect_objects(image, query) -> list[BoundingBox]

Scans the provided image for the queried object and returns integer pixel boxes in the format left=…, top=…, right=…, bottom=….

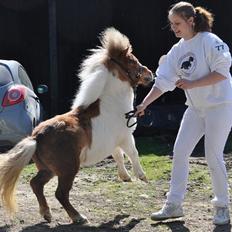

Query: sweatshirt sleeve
left=204, top=34, right=232, bottom=78
left=153, top=46, right=179, bottom=93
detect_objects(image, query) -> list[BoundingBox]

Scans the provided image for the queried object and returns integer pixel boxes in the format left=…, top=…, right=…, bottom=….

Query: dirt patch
left=0, top=157, right=232, bottom=232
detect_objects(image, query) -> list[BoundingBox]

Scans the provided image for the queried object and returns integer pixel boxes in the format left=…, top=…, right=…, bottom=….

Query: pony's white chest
left=80, top=78, right=135, bottom=166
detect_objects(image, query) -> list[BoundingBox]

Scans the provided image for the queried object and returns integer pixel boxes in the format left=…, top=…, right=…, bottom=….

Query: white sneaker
left=213, top=206, right=230, bottom=225
left=151, top=202, right=184, bottom=221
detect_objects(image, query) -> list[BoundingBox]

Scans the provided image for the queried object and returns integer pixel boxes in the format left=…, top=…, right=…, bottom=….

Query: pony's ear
left=121, top=46, right=132, bottom=56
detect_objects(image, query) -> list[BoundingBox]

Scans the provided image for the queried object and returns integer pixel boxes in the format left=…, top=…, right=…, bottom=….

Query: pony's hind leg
left=30, top=169, right=54, bottom=222
left=112, top=147, right=132, bottom=182
left=55, top=174, right=88, bottom=224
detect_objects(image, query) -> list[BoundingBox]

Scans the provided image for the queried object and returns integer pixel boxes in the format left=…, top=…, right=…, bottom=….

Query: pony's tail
left=0, top=137, right=37, bottom=215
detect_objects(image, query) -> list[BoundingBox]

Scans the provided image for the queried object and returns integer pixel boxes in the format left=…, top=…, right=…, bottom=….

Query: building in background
left=0, top=0, right=231, bottom=131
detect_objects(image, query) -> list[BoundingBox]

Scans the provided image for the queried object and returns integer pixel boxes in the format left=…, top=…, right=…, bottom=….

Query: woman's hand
left=135, top=103, right=146, bottom=117
left=135, top=87, right=163, bottom=117
left=176, top=72, right=226, bottom=89
left=175, top=79, right=195, bottom=90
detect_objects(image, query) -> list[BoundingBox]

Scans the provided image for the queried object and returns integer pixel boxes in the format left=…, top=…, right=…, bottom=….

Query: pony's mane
left=100, top=27, right=132, bottom=58
left=78, top=27, right=132, bottom=81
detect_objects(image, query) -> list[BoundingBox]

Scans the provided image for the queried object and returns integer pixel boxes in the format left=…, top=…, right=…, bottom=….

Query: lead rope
left=125, top=86, right=153, bottom=128
left=125, top=110, right=137, bottom=128
left=125, top=86, right=138, bottom=128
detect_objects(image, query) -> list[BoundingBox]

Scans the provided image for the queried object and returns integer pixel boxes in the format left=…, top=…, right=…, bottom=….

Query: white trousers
left=167, top=103, right=232, bottom=207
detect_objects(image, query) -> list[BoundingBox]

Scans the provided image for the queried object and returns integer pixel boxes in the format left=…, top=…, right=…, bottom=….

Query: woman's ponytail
left=194, top=7, right=214, bottom=32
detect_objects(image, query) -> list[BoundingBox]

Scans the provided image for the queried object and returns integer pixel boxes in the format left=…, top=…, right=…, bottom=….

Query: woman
left=136, top=2, right=232, bottom=225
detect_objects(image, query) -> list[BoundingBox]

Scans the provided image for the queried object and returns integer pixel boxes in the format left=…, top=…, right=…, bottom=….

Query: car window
left=18, top=66, right=34, bottom=91
left=0, top=64, right=13, bottom=86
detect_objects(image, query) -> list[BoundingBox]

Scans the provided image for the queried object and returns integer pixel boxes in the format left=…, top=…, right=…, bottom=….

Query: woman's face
left=168, top=13, right=195, bottom=40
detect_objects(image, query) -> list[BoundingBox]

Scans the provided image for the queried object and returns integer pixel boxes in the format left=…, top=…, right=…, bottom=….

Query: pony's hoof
left=44, top=213, right=52, bottom=223
left=72, top=214, right=89, bottom=225
left=119, top=175, right=132, bottom=182
left=139, top=175, right=148, bottom=183
left=40, top=208, right=52, bottom=223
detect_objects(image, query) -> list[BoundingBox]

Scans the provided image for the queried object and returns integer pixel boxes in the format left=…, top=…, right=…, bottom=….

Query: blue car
left=0, top=59, right=46, bottom=147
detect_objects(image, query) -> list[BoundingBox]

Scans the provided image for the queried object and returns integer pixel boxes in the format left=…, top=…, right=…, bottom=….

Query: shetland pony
left=0, top=27, right=153, bottom=224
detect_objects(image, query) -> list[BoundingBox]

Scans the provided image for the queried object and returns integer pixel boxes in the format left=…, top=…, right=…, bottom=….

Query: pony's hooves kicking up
left=72, top=214, right=89, bottom=225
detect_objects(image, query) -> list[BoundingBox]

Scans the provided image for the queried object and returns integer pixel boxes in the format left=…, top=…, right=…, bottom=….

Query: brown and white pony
left=0, top=27, right=153, bottom=224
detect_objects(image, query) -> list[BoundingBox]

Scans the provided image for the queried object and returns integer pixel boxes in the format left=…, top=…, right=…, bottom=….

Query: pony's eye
left=128, top=59, right=136, bottom=65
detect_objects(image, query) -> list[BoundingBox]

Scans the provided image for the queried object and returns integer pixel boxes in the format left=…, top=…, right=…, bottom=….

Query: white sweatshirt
left=154, top=32, right=232, bottom=108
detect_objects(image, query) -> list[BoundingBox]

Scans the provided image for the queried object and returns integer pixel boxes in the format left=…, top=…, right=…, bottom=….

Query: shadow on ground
left=0, top=214, right=145, bottom=232
left=151, top=220, right=190, bottom=232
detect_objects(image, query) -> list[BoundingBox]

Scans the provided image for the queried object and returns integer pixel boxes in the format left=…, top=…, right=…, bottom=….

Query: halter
left=110, top=57, right=147, bottom=128
left=110, top=57, right=143, bottom=85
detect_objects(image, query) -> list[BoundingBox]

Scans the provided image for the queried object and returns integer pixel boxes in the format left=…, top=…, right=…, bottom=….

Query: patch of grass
left=189, top=166, right=210, bottom=185
left=22, top=163, right=36, bottom=176
left=22, top=163, right=36, bottom=182
left=140, top=155, right=172, bottom=181
left=135, top=136, right=173, bottom=181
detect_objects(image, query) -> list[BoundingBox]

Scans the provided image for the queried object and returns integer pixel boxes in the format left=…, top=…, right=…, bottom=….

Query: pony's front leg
left=112, top=147, right=132, bottom=182
left=120, top=136, right=148, bottom=182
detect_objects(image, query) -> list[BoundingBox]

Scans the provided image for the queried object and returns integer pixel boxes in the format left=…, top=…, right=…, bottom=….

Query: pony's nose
left=140, top=66, right=154, bottom=82
left=144, top=75, right=153, bottom=83
left=147, top=71, right=154, bottom=81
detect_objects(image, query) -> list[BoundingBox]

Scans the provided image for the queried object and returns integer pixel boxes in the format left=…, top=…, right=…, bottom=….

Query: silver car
left=0, top=59, right=45, bottom=147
